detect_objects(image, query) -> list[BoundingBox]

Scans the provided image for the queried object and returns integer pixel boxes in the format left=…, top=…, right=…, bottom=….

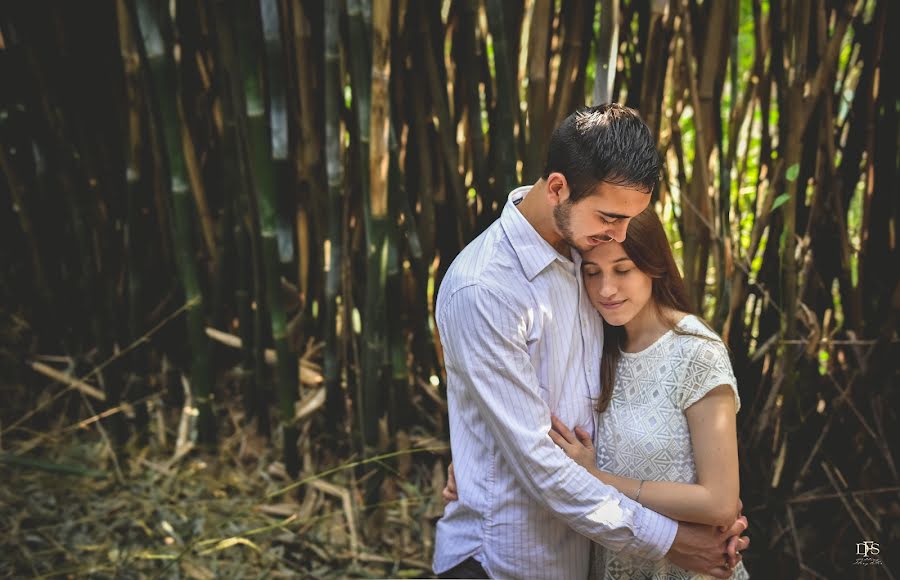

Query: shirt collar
left=500, top=186, right=578, bottom=281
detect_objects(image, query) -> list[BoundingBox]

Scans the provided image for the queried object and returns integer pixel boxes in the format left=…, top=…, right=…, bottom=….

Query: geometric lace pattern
left=591, top=315, right=749, bottom=579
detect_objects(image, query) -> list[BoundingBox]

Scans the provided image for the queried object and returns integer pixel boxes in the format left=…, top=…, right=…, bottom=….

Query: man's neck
left=517, top=180, right=569, bottom=256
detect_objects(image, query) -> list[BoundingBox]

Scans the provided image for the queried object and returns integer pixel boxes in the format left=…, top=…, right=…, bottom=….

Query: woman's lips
left=599, top=300, right=626, bottom=310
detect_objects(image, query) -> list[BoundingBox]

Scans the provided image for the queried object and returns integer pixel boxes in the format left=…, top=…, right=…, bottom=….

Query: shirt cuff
left=632, top=505, right=678, bottom=561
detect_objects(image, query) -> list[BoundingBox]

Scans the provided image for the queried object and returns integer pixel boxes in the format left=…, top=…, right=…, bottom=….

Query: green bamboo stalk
left=261, top=0, right=294, bottom=268
left=347, top=0, right=393, bottom=454
left=209, top=0, right=265, bottom=430
left=235, top=0, right=298, bottom=475
left=132, top=0, right=215, bottom=443
left=323, top=0, right=345, bottom=424
left=116, top=0, right=149, bottom=439
left=0, top=453, right=108, bottom=479
left=345, top=0, right=380, bottom=454
left=485, top=0, right=518, bottom=198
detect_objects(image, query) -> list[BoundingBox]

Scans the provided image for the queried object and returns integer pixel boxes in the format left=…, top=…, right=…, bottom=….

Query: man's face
left=552, top=180, right=651, bottom=254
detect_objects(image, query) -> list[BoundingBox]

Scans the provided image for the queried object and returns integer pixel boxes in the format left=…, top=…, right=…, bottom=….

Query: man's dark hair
left=543, top=103, right=660, bottom=202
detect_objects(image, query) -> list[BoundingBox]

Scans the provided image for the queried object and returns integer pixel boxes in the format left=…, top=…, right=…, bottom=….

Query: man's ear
left=546, top=172, right=569, bottom=205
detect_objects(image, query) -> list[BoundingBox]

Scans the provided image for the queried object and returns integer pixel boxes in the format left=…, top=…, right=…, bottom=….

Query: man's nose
left=608, top=221, right=629, bottom=243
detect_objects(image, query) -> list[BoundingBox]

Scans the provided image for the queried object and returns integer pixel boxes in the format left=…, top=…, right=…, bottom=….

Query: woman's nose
left=598, top=278, right=617, bottom=298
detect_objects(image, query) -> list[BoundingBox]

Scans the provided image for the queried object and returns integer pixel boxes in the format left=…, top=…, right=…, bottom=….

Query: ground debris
left=0, top=421, right=446, bottom=578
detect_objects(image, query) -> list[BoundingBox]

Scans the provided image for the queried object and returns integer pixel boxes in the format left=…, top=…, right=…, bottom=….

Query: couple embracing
left=433, top=104, right=750, bottom=579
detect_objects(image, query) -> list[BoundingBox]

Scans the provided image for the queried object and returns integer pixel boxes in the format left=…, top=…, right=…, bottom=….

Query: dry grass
left=0, top=398, right=446, bottom=579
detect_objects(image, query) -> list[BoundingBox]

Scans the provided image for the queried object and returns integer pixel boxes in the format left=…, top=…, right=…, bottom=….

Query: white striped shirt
left=433, top=187, right=677, bottom=579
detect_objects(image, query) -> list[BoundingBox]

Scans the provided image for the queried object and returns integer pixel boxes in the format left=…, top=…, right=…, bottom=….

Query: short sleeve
left=678, top=338, right=741, bottom=413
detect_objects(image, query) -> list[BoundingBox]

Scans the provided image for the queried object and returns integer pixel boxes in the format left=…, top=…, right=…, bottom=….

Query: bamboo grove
left=0, top=0, right=897, bottom=576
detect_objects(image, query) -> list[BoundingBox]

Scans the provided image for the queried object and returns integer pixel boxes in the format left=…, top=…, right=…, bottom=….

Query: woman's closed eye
left=583, top=268, right=631, bottom=277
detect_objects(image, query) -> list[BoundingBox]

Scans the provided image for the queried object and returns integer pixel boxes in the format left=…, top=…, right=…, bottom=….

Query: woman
left=548, top=207, right=749, bottom=579
left=444, top=207, right=749, bottom=579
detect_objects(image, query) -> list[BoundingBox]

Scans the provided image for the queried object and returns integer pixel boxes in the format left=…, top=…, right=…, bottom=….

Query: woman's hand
left=548, top=415, right=596, bottom=470
left=442, top=463, right=459, bottom=503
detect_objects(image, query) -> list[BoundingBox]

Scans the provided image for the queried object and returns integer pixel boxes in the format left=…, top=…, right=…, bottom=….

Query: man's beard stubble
left=552, top=200, right=584, bottom=253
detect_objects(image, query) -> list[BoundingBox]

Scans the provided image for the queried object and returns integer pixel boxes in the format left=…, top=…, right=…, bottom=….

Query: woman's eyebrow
left=582, top=257, right=631, bottom=266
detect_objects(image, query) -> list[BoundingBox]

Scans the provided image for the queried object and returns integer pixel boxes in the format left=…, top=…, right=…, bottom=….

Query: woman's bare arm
left=549, top=385, right=740, bottom=527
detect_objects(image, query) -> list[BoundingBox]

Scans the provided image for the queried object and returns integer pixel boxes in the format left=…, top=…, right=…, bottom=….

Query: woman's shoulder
left=668, top=314, right=730, bottom=364
left=668, top=315, right=740, bottom=411
left=673, top=313, right=721, bottom=340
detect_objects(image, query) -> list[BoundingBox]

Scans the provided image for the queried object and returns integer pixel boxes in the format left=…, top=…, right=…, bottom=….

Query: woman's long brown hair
left=595, top=207, right=708, bottom=413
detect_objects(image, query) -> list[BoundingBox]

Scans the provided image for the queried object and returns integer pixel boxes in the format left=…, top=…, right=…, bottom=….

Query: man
left=433, top=104, right=749, bottom=579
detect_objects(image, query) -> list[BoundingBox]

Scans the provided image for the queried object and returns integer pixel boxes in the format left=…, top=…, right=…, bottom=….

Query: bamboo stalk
left=638, top=0, right=671, bottom=141
left=235, top=0, right=299, bottom=475
left=204, top=327, right=322, bottom=385
left=345, top=0, right=376, bottom=453
left=360, top=0, right=392, bottom=451
left=291, top=0, right=322, bottom=181
left=677, top=0, right=720, bottom=312
left=133, top=0, right=215, bottom=443
left=28, top=361, right=106, bottom=401
left=419, top=2, right=467, bottom=246
left=261, top=0, right=294, bottom=269
left=180, top=114, right=218, bottom=269
left=458, top=0, right=489, bottom=202
left=593, top=0, right=620, bottom=105
left=525, top=0, right=551, bottom=182
left=0, top=148, right=51, bottom=307
left=0, top=453, right=108, bottom=478
left=485, top=0, right=518, bottom=198
left=550, top=0, right=593, bottom=127
left=322, top=0, right=345, bottom=425
left=116, top=0, right=150, bottom=438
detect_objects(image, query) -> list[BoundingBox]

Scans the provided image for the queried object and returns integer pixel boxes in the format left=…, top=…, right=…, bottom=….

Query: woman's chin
left=597, top=309, right=631, bottom=326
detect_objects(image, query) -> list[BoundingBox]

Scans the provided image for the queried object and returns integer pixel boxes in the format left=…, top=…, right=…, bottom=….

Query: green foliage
left=771, top=193, right=791, bottom=211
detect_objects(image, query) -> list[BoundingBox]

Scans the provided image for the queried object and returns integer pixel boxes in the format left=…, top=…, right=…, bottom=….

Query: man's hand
left=666, top=514, right=749, bottom=579
left=442, top=463, right=459, bottom=503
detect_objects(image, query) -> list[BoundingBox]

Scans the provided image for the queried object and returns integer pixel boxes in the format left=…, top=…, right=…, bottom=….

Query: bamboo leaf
left=785, top=162, right=800, bottom=182
left=772, top=193, right=791, bottom=211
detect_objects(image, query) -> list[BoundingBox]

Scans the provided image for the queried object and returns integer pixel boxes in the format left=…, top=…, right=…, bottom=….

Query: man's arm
left=442, top=460, right=750, bottom=578
left=438, top=284, right=676, bottom=560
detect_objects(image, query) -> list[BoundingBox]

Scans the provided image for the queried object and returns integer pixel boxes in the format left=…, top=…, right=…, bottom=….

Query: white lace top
left=591, top=315, right=750, bottom=579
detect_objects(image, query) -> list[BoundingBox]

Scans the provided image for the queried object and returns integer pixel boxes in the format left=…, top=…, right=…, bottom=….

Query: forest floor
left=0, top=398, right=446, bottom=579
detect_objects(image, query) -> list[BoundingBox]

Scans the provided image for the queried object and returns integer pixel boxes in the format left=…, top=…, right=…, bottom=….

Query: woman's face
left=581, top=241, right=653, bottom=326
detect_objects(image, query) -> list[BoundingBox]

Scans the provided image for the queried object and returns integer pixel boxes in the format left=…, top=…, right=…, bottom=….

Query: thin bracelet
left=634, top=480, right=645, bottom=502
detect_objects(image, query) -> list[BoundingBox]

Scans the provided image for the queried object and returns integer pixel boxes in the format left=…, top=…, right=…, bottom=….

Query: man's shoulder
left=438, top=221, right=525, bottom=302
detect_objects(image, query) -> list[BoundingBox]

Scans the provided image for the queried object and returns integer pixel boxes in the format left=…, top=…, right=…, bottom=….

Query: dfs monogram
left=857, top=541, right=880, bottom=557
left=854, top=541, right=883, bottom=567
